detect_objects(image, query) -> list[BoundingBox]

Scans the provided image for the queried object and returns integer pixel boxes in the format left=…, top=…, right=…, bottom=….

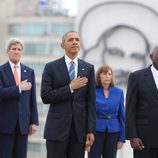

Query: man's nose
left=72, top=39, right=78, bottom=43
left=15, top=49, right=20, bottom=53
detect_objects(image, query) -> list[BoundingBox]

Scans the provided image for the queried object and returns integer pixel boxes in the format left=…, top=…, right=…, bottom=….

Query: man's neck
left=65, top=52, right=78, bottom=60
left=65, top=54, right=78, bottom=60
left=153, top=64, right=158, bottom=71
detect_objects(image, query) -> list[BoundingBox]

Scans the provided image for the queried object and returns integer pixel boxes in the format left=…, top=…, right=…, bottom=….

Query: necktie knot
left=69, top=61, right=75, bottom=81
left=14, top=65, right=18, bottom=69
left=70, top=61, right=74, bottom=66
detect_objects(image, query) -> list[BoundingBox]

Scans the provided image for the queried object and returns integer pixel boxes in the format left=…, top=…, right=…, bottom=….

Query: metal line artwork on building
left=78, top=1, right=158, bottom=86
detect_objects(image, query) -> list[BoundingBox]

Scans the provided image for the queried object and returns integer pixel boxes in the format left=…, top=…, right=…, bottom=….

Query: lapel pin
left=82, top=68, right=85, bottom=71
left=24, top=70, right=27, bottom=72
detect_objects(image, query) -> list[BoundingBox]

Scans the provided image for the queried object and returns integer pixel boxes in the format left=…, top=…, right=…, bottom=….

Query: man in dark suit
left=126, top=46, right=158, bottom=158
left=41, top=31, right=96, bottom=158
left=0, top=38, right=39, bottom=158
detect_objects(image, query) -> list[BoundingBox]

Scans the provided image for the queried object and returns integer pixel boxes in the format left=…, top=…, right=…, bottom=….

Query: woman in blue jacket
left=88, top=65, right=125, bottom=158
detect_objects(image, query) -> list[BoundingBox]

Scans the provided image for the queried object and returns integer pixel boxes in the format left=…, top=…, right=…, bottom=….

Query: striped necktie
left=69, top=61, right=75, bottom=81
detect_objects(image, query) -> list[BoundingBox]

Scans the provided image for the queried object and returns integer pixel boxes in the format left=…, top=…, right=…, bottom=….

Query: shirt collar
left=151, top=65, right=158, bottom=77
left=64, top=54, right=78, bottom=66
left=9, top=60, right=21, bottom=69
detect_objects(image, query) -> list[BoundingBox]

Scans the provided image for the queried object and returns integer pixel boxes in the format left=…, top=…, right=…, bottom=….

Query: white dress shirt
left=151, top=65, right=158, bottom=90
left=9, top=60, right=21, bottom=82
left=64, top=54, right=78, bottom=78
left=65, top=55, right=78, bottom=93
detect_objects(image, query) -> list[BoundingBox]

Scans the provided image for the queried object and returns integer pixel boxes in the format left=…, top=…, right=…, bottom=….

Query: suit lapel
left=143, top=67, right=158, bottom=99
left=77, top=59, right=86, bottom=77
left=57, top=58, right=88, bottom=85
left=21, top=64, right=27, bottom=81
left=4, top=62, right=16, bottom=85
left=57, top=57, right=70, bottom=83
left=73, top=59, right=87, bottom=95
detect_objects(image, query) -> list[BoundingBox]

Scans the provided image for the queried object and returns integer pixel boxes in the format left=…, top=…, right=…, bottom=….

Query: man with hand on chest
left=41, top=31, right=96, bottom=158
left=0, top=38, right=39, bottom=158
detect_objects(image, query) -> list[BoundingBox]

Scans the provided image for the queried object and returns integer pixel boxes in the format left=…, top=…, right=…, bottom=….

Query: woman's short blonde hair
left=96, top=65, right=115, bottom=87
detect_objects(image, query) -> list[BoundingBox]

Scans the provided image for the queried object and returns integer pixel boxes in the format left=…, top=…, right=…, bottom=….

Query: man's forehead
left=11, top=43, right=22, bottom=47
left=66, top=32, right=79, bottom=38
left=153, top=47, right=158, bottom=53
left=154, top=50, right=158, bottom=55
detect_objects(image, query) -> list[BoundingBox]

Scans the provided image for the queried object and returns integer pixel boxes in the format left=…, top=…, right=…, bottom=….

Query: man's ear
left=150, top=54, right=153, bottom=60
left=61, top=42, right=64, bottom=49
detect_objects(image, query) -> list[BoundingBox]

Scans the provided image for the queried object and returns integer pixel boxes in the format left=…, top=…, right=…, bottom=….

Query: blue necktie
left=69, top=61, right=75, bottom=81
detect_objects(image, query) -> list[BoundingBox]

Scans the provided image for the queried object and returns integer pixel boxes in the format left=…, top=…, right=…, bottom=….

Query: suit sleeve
left=125, top=73, right=138, bottom=140
left=41, top=63, right=72, bottom=104
left=118, top=90, right=125, bottom=142
left=0, top=70, right=20, bottom=99
left=86, top=65, right=96, bottom=133
left=29, top=70, right=39, bottom=125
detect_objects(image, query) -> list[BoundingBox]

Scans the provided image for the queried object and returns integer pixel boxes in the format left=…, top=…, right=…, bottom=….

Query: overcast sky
left=62, top=0, right=78, bottom=16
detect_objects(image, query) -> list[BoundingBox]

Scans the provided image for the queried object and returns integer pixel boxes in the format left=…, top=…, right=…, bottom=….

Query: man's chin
left=71, top=51, right=78, bottom=55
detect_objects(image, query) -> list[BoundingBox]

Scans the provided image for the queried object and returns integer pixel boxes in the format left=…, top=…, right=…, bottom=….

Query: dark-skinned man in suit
left=126, top=46, right=158, bottom=158
left=0, top=38, right=39, bottom=158
left=41, top=31, right=96, bottom=158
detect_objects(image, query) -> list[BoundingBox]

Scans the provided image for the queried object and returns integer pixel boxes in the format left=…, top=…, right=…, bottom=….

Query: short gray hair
left=62, top=30, right=78, bottom=42
left=151, top=46, right=158, bottom=54
left=5, top=37, right=24, bottom=52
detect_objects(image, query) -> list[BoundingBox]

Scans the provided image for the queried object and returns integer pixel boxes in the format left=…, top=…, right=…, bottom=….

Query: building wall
left=0, top=0, right=16, bottom=63
left=77, top=0, right=158, bottom=71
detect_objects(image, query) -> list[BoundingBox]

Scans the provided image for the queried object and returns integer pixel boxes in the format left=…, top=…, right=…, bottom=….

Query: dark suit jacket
left=0, top=62, right=38, bottom=135
left=126, top=66, right=158, bottom=148
left=41, top=57, right=96, bottom=142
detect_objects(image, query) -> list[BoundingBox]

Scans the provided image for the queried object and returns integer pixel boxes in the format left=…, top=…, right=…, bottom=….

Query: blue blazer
left=96, top=86, right=125, bottom=142
left=0, top=62, right=39, bottom=135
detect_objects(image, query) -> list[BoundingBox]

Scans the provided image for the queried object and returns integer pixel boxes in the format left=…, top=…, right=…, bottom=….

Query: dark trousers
left=134, top=148, right=158, bottom=158
left=46, top=122, right=85, bottom=158
left=88, top=131, right=119, bottom=158
left=0, top=125, right=28, bottom=158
